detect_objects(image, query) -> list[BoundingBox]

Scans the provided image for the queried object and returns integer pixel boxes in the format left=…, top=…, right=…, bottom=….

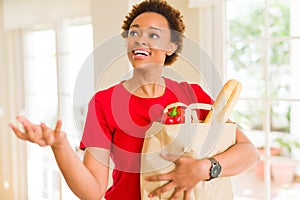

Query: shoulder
left=88, top=83, right=125, bottom=109
left=164, top=77, right=190, bottom=89
left=93, top=82, right=124, bottom=100
left=164, top=77, right=205, bottom=93
left=164, top=77, right=213, bottom=104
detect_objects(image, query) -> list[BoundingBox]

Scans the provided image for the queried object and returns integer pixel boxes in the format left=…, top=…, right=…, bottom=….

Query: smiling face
left=126, top=12, right=177, bottom=68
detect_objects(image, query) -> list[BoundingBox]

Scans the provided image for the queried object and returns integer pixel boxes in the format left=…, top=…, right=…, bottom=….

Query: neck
left=124, top=69, right=165, bottom=98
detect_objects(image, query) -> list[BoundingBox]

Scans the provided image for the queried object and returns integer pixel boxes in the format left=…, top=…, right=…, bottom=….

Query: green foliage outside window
left=228, top=1, right=291, bottom=133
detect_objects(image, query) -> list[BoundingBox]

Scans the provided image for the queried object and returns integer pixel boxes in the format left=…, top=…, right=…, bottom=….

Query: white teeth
left=134, top=50, right=150, bottom=56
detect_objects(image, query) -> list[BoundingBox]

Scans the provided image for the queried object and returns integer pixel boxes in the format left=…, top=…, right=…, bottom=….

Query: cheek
left=126, top=40, right=134, bottom=60
left=152, top=44, right=169, bottom=58
left=151, top=49, right=167, bottom=63
left=126, top=39, right=134, bottom=51
left=151, top=40, right=170, bottom=52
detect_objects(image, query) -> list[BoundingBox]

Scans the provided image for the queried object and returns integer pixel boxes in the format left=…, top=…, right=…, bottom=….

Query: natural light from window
left=226, top=0, right=300, bottom=199
left=23, top=19, right=93, bottom=200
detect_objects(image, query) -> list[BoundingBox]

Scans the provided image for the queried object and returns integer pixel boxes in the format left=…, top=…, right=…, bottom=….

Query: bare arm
left=10, top=116, right=109, bottom=200
left=51, top=139, right=110, bottom=199
left=213, top=127, right=260, bottom=177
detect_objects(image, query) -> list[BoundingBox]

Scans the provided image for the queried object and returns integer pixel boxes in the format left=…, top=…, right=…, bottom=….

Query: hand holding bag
left=140, top=102, right=237, bottom=200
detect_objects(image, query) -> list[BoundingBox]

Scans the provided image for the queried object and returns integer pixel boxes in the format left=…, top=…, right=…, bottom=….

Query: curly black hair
left=121, top=0, right=186, bottom=65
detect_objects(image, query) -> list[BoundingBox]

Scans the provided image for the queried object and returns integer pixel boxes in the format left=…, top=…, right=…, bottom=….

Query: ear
left=166, top=42, right=178, bottom=56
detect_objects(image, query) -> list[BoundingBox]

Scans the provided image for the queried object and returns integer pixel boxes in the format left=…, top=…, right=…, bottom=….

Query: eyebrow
left=129, top=24, right=162, bottom=32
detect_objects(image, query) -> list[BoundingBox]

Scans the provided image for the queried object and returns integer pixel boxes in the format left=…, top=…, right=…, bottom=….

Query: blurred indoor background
left=1, top=0, right=300, bottom=199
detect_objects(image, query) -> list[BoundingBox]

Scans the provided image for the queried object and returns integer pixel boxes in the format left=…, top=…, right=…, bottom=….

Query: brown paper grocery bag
left=140, top=103, right=236, bottom=200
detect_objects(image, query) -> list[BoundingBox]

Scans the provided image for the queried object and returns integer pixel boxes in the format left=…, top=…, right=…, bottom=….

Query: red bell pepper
left=161, top=106, right=185, bottom=124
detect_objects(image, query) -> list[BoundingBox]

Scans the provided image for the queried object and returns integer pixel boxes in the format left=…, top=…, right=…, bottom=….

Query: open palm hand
left=10, top=116, right=66, bottom=148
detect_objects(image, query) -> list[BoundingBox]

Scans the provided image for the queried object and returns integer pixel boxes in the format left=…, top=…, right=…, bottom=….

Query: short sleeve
left=79, top=95, right=112, bottom=150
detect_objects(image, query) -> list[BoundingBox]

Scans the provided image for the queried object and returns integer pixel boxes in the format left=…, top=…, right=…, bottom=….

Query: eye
left=128, top=30, right=139, bottom=37
left=149, top=33, right=159, bottom=39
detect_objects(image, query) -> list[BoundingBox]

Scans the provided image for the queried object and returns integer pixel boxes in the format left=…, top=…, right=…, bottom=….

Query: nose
left=137, top=40, right=147, bottom=46
left=135, top=33, right=147, bottom=46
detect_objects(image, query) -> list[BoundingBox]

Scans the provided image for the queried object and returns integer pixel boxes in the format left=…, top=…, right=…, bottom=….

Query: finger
left=23, top=123, right=38, bottom=143
left=41, top=123, right=52, bottom=145
left=54, top=119, right=62, bottom=134
left=183, top=190, right=191, bottom=200
left=145, top=172, right=172, bottom=182
left=170, top=187, right=185, bottom=200
left=161, top=153, right=181, bottom=165
left=16, top=116, right=34, bottom=126
left=148, top=181, right=176, bottom=198
left=28, top=123, right=48, bottom=146
left=17, top=116, right=34, bottom=134
left=17, top=116, right=41, bottom=133
left=9, top=123, right=28, bottom=140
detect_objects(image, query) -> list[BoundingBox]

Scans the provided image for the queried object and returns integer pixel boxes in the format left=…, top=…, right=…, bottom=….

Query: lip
left=131, top=48, right=151, bottom=59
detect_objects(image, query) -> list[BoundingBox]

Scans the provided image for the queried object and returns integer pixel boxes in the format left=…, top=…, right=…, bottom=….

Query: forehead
left=130, top=12, right=169, bottom=29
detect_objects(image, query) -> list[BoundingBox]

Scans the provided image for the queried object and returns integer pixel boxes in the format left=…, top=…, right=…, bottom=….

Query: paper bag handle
left=185, top=103, right=212, bottom=124
left=163, top=102, right=188, bottom=113
left=163, top=102, right=212, bottom=124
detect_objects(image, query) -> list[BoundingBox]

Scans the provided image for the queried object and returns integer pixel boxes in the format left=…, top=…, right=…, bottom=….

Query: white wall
left=0, top=1, right=28, bottom=198
left=91, top=0, right=208, bottom=91
left=3, top=0, right=90, bottom=30
left=91, top=0, right=130, bottom=90
left=0, top=1, right=11, bottom=199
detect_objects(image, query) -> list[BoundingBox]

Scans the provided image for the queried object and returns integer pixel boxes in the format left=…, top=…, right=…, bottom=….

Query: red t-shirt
left=80, top=77, right=213, bottom=200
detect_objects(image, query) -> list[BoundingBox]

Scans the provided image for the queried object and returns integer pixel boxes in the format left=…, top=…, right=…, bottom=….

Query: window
left=225, top=0, right=300, bottom=199
left=23, top=17, right=93, bottom=200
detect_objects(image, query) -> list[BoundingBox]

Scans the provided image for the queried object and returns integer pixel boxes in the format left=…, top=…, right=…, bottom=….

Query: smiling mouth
left=133, top=49, right=151, bottom=56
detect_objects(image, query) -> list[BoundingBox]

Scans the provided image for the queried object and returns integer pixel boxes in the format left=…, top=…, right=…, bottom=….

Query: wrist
left=51, top=131, right=68, bottom=150
left=198, top=158, right=212, bottom=181
left=206, top=157, right=222, bottom=181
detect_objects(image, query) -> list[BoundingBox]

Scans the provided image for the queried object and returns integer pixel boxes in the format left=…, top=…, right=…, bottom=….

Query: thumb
left=160, top=152, right=180, bottom=163
left=54, top=119, right=62, bottom=133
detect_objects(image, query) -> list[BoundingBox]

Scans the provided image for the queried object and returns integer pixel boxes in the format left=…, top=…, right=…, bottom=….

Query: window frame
left=223, top=0, right=300, bottom=199
left=22, top=17, right=93, bottom=200
left=190, top=0, right=300, bottom=199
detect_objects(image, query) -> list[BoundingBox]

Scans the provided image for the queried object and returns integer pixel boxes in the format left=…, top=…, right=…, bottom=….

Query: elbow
left=237, top=142, right=261, bottom=171
left=254, top=146, right=261, bottom=164
left=75, top=193, right=104, bottom=200
left=249, top=144, right=261, bottom=169
left=73, top=186, right=105, bottom=200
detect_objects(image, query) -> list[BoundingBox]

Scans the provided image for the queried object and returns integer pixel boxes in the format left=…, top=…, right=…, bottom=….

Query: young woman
left=10, top=0, right=259, bottom=199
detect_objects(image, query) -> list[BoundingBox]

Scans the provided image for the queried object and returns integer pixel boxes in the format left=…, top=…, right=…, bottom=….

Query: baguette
left=204, top=79, right=242, bottom=123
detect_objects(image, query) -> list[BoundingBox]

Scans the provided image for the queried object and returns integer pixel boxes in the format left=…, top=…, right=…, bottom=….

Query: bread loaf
left=204, top=79, right=242, bottom=123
